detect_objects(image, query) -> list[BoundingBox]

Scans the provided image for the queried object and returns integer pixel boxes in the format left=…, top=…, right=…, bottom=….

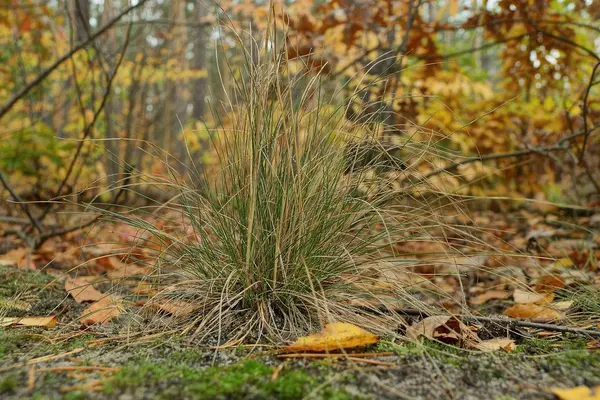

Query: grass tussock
left=153, top=36, right=408, bottom=342
left=100, top=22, right=478, bottom=343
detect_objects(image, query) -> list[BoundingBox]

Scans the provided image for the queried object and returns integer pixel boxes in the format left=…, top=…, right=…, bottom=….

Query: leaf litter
left=1, top=207, right=600, bottom=396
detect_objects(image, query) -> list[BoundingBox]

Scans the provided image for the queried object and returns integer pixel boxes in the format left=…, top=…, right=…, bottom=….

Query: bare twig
left=0, top=171, right=43, bottom=233
left=404, top=127, right=597, bottom=188
left=37, top=21, right=134, bottom=225
left=0, top=0, right=149, bottom=119
left=579, top=60, right=600, bottom=161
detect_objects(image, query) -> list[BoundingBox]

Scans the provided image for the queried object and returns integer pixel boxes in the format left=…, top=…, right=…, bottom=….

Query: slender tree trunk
left=191, top=3, right=208, bottom=121
left=165, top=0, right=189, bottom=170
left=68, top=0, right=91, bottom=42
left=101, top=0, right=119, bottom=187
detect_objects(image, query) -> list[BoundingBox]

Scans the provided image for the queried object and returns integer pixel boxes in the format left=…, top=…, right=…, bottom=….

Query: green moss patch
left=103, top=359, right=357, bottom=400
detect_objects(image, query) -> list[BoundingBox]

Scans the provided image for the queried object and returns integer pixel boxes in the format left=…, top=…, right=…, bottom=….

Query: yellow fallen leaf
left=553, top=300, right=574, bottom=311
left=283, top=322, right=378, bottom=352
left=550, top=385, right=600, bottom=400
left=0, top=316, right=57, bottom=328
left=513, top=288, right=554, bottom=304
left=504, top=304, right=563, bottom=320
left=473, top=338, right=516, bottom=352
left=548, top=258, right=574, bottom=269
left=64, top=278, right=104, bottom=303
left=80, top=296, right=123, bottom=325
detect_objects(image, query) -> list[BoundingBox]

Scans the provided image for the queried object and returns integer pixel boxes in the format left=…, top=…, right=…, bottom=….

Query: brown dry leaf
left=504, top=304, right=563, bottom=320
left=405, top=315, right=479, bottom=344
left=107, top=262, right=151, bottom=279
left=470, top=290, right=511, bottom=305
left=95, top=254, right=130, bottom=271
left=64, top=278, right=103, bottom=303
left=149, top=299, right=195, bottom=317
left=0, top=316, right=57, bottom=328
left=80, top=296, right=123, bottom=325
left=473, top=338, right=516, bottom=352
left=283, top=322, right=378, bottom=352
left=0, top=248, right=36, bottom=269
left=406, top=315, right=451, bottom=340
left=550, top=386, right=600, bottom=400
left=535, top=275, right=565, bottom=291
left=513, top=288, right=554, bottom=304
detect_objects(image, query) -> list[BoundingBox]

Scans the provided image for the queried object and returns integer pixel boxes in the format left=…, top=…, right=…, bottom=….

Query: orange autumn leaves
left=504, top=275, right=568, bottom=321
left=64, top=277, right=123, bottom=325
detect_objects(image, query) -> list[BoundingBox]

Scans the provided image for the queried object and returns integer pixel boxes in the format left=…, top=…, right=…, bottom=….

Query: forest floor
left=1, top=204, right=599, bottom=400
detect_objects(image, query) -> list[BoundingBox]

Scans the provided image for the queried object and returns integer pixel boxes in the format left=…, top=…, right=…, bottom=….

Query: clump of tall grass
left=92, top=20, right=480, bottom=343
left=124, top=29, right=417, bottom=342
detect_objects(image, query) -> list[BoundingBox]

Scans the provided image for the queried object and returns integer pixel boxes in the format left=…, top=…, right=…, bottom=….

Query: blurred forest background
left=1, top=0, right=599, bottom=222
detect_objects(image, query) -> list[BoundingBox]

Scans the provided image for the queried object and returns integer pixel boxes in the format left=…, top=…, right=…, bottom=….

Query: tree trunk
left=68, top=0, right=91, bottom=42
left=191, top=3, right=208, bottom=121
left=100, top=0, right=120, bottom=187
left=165, top=0, right=189, bottom=170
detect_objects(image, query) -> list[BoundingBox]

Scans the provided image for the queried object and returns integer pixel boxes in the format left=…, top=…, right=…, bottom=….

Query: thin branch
left=434, top=17, right=600, bottom=35
left=409, top=127, right=597, bottom=186
left=535, top=28, right=600, bottom=61
left=0, top=0, right=149, bottom=119
left=38, top=21, right=134, bottom=225
left=579, top=60, right=600, bottom=160
left=0, top=172, right=43, bottom=233
left=425, top=33, right=530, bottom=61
left=377, top=308, right=600, bottom=338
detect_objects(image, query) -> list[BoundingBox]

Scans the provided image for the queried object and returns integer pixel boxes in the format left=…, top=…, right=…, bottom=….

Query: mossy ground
left=2, top=265, right=600, bottom=399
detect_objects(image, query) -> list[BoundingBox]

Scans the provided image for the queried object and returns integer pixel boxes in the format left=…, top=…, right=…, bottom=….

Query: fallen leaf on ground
left=406, top=315, right=478, bottom=345
left=80, top=296, right=122, bottom=325
left=107, top=262, right=151, bottom=279
left=470, top=290, right=511, bottom=305
left=283, top=322, right=378, bottom=352
left=550, top=385, right=600, bottom=400
left=504, top=304, right=563, bottom=320
left=406, top=316, right=451, bottom=340
left=0, top=248, right=36, bottom=269
left=535, top=275, right=565, bottom=291
left=0, top=316, right=57, bottom=328
left=553, top=300, right=574, bottom=311
left=473, top=338, right=516, bottom=352
left=513, top=288, right=554, bottom=304
left=64, top=278, right=103, bottom=303
left=148, top=299, right=195, bottom=317
left=547, top=258, right=575, bottom=270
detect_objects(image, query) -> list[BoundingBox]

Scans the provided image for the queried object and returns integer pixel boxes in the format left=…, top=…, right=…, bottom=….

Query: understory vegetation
left=1, top=1, right=599, bottom=399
